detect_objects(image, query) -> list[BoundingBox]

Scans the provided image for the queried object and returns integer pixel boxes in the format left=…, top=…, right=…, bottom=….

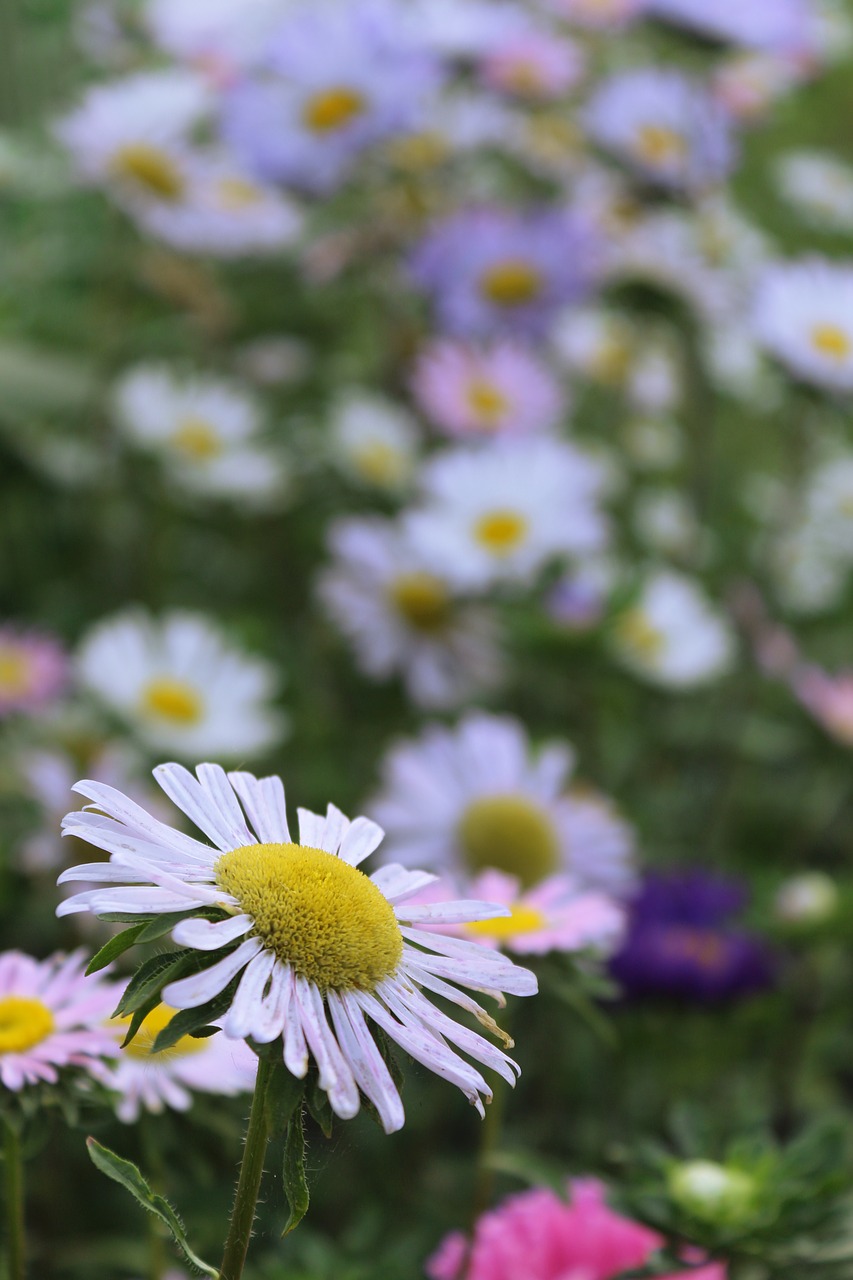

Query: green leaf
left=150, top=975, right=242, bottom=1054
left=113, top=949, right=197, bottom=1018
left=136, top=907, right=229, bottom=945
left=86, top=1138, right=218, bottom=1278
left=85, top=924, right=147, bottom=975
left=281, top=1104, right=310, bottom=1237
left=265, top=1061, right=305, bottom=1136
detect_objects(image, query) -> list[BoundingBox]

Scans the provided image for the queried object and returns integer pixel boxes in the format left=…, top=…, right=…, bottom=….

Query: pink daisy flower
left=458, top=870, right=625, bottom=956
left=426, top=1178, right=727, bottom=1280
left=0, top=625, right=68, bottom=717
left=411, top=341, right=566, bottom=439
left=0, top=951, right=119, bottom=1091
left=480, top=32, right=585, bottom=101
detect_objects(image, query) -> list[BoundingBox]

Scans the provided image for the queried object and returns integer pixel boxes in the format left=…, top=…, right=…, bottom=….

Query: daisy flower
left=0, top=624, right=68, bottom=717
left=329, top=392, right=421, bottom=491
left=0, top=951, right=118, bottom=1091
left=112, top=364, right=289, bottom=505
left=479, top=30, right=585, bottom=101
left=318, top=517, right=504, bottom=709
left=609, top=570, right=735, bottom=688
left=752, top=259, right=853, bottom=392
left=57, top=763, right=538, bottom=1131
left=583, top=69, right=735, bottom=192
left=551, top=307, right=637, bottom=387
left=776, top=151, right=853, bottom=232
left=76, top=609, right=285, bottom=759
left=713, top=51, right=804, bottom=121
left=646, top=0, right=812, bottom=54
left=145, top=0, right=291, bottom=80
left=370, top=712, right=636, bottom=897
left=106, top=1003, right=258, bottom=1123
left=406, top=438, right=608, bottom=591
left=411, top=340, right=565, bottom=438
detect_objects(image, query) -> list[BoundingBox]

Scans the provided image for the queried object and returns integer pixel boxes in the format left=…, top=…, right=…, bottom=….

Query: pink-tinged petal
left=282, top=970, right=309, bottom=1078
left=338, top=817, right=384, bottom=867
left=152, top=763, right=248, bottom=851
left=370, top=865, right=439, bottom=902
left=172, top=914, right=253, bottom=951
left=395, top=900, right=510, bottom=925
left=162, top=938, right=262, bottom=1009
left=380, top=980, right=519, bottom=1085
left=327, top=990, right=405, bottom=1134
left=293, top=978, right=360, bottom=1119
left=228, top=771, right=291, bottom=844
left=401, top=959, right=503, bottom=1027
left=223, top=950, right=276, bottom=1039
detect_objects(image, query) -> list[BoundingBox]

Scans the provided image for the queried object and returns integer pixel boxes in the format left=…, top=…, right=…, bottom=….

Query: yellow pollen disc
left=615, top=608, right=665, bottom=659
left=474, top=509, right=529, bottom=556
left=302, top=87, right=366, bottom=133
left=140, top=677, right=204, bottom=726
left=811, top=323, right=851, bottom=360
left=354, top=441, right=404, bottom=485
left=110, top=144, right=185, bottom=201
left=0, top=996, right=54, bottom=1055
left=390, top=572, right=452, bottom=633
left=171, top=417, right=224, bottom=461
left=0, top=650, right=31, bottom=696
left=594, top=337, right=633, bottom=385
left=457, top=795, right=560, bottom=887
left=118, top=1004, right=207, bottom=1061
left=479, top=260, right=543, bottom=307
left=635, top=124, right=686, bottom=167
left=466, top=379, right=509, bottom=425
left=216, top=177, right=263, bottom=210
left=214, top=843, right=403, bottom=993
left=466, top=902, right=547, bottom=940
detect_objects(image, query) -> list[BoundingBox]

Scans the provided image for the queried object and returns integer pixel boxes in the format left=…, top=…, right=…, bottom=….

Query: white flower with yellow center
left=329, top=392, right=420, bottom=491
left=551, top=306, right=637, bottom=387
left=76, top=610, right=286, bottom=759
left=113, top=365, right=289, bottom=506
left=370, top=713, right=635, bottom=897
left=406, top=439, right=608, bottom=591
left=106, top=1003, right=258, bottom=1123
left=58, top=763, right=537, bottom=1131
left=55, top=70, right=211, bottom=211
left=752, top=258, right=853, bottom=392
left=318, top=517, right=504, bottom=709
left=776, top=152, right=853, bottom=233
left=610, top=571, right=735, bottom=688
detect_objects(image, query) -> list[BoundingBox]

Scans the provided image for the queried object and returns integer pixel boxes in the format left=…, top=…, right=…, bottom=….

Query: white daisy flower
left=551, top=306, right=637, bottom=387
left=776, top=152, right=853, bottom=233
left=113, top=365, right=289, bottom=506
left=406, top=439, right=608, bottom=591
left=328, top=392, right=421, bottom=491
left=369, top=712, right=635, bottom=897
left=752, top=258, right=853, bottom=392
left=106, top=1003, right=258, bottom=1123
left=610, top=570, right=735, bottom=687
left=632, top=489, right=701, bottom=559
left=317, top=517, right=504, bottom=709
left=55, top=70, right=211, bottom=212
left=57, top=764, right=538, bottom=1131
left=76, top=610, right=285, bottom=760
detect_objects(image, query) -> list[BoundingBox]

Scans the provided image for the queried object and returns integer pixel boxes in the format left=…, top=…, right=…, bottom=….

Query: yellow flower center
left=216, top=177, right=263, bottom=210
left=171, top=417, right=223, bottom=461
left=614, top=608, right=665, bottom=659
left=0, top=649, right=31, bottom=697
left=457, top=795, right=560, bottom=887
left=389, top=572, right=452, bottom=633
left=502, top=60, right=546, bottom=98
left=479, top=260, right=542, bottom=307
left=110, top=144, right=185, bottom=201
left=214, top=843, right=403, bottom=993
left=466, top=379, right=509, bottom=426
left=474, top=510, right=529, bottom=556
left=386, top=130, right=449, bottom=172
left=466, top=902, right=547, bottom=940
left=302, top=87, right=366, bottom=133
left=119, top=1004, right=207, bottom=1061
left=635, top=124, right=686, bottom=167
left=811, top=324, right=851, bottom=360
left=353, top=441, right=405, bottom=486
left=139, top=677, right=204, bottom=726
left=0, top=996, right=54, bottom=1055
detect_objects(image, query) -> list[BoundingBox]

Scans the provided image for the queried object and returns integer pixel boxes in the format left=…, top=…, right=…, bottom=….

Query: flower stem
left=219, top=1057, right=275, bottom=1280
left=3, top=1121, right=25, bottom=1280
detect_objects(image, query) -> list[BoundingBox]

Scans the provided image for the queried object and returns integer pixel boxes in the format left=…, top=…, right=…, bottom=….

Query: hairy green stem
left=3, top=1121, right=25, bottom=1280
left=219, top=1057, right=274, bottom=1280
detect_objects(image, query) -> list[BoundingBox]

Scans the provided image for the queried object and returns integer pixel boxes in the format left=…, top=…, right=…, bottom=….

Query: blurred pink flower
left=480, top=31, right=584, bottom=100
left=412, top=340, right=565, bottom=438
left=459, top=870, right=625, bottom=957
left=0, top=625, right=68, bottom=717
left=793, top=666, right=853, bottom=746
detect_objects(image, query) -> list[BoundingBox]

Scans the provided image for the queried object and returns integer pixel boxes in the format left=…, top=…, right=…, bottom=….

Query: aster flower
left=106, top=1003, right=258, bottom=1123
left=479, top=29, right=584, bottom=101
left=144, top=0, right=291, bottom=80
left=646, top=0, right=812, bottom=54
left=752, top=258, right=853, bottom=392
left=406, top=438, right=608, bottom=590
left=370, top=712, right=635, bottom=896
left=0, top=951, right=119, bottom=1091
left=583, top=68, right=735, bottom=192
left=409, top=206, right=598, bottom=338
left=427, top=1178, right=726, bottom=1280
left=609, top=570, right=735, bottom=688
left=411, top=340, right=565, bottom=439
left=546, top=0, right=648, bottom=29
left=317, top=517, right=504, bottom=709
left=328, top=392, right=421, bottom=490
left=408, top=0, right=529, bottom=58
left=58, top=763, right=537, bottom=1131
left=0, top=625, right=68, bottom=717
left=611, top=871, right=774, bottom=1002
left=76, top=609, right=285, bottom=759
left=713, top=51, right=805, bottom=120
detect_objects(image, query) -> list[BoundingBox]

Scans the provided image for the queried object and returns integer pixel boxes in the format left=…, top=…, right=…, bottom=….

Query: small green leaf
left=113, top=950, right=197, bottom=1018
left=85, top=924, right=147, bottom=975
left=281, top=1104, right=310, bottom=1237
left=86, top=1138, right=218, bottom=1277
left=150, top=975, right=241, bottom=1054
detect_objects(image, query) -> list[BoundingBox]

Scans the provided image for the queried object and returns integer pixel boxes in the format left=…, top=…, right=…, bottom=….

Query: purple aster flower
left=610, top=870, right=775, bottom=1002
left=409, top=205, right=600, bottom=338
left=222, top=0, right=442, bottom=194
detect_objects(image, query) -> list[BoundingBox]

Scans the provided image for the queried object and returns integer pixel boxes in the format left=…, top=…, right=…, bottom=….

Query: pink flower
left=793, top=666, right=853, bottom=746
left=426, top=1179, right=727, bottom=1280
left=460, top=870, right=625, bottom=957
left=412, top=341, right=565, bottom=438
left=0, top=625, right=68, bottom=717
left=480, top=33, right=584, bottom=101
left=0, top=951, right=120, bottom=1091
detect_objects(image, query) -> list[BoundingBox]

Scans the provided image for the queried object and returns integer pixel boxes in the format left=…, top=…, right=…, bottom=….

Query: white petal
left=163, top=937, right=262, bottom=1009
left=395, top=901, right=510, bottom=925
left=228, top=771, right=291, bottom=844
left=172, top=914, right=253, bottom=950
left=327, top=991, right=405, bottom=1134
left=296, top=808, right=327, bottom=850
left=196, top=763, right=257, bottom=845
left=223, top=950, right=276, bottom=1040
left=252, top=961, right=291, bottom=1044
left=153, top=763, right=248, bottom=851
left=282, top=970, right=308, bottom=1078
left=381, top=979, right=518, bottom=1085
left=293, top=978, right=360, bottom=1119
left=56, top=886, right=213, bottom=917
left=69, top=778, right=214, bottom=863
left=338, top=817, right=384, bottom=867
left=369, top=865, right=439, bottom=902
